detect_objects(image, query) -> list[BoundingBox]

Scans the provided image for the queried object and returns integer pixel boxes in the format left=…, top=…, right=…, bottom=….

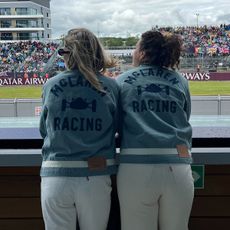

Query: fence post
left=14, top=98, right=18, bottom=117
left=218, top=94, right=221, bottom=115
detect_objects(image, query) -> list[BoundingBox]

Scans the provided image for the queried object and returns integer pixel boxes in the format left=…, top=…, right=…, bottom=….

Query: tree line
left=99, top=36, right=139, bottom=47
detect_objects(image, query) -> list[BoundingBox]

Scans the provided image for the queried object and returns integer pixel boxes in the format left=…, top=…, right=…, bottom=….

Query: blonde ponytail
left=64, top=28, right=117, bottom=91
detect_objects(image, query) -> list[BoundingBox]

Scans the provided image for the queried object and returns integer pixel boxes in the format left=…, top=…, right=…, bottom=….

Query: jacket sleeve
left=39, top=87, right=48, bottom=139
left=115, top=76, right=124, bottom=140
left=184, top=80, right=192, bottom=121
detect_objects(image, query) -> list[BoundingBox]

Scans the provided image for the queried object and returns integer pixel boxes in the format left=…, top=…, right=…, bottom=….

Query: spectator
left=116, top=30, right=194, bottom=230
left=0, top=24, right=229, bottom=73
left=39, top=28, right=119, bottom=230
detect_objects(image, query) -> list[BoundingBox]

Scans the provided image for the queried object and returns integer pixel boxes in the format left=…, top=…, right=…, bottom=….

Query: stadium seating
left=0, top=25, right=229, bottom=74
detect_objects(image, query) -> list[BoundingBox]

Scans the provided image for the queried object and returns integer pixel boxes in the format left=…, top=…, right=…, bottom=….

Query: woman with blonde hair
left=40, top=28, right=119, bottom=230
left=116, top=30, right=194, bottom=230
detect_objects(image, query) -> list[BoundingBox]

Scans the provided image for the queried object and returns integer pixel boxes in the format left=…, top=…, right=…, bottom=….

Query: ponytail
left=64, top=28, right=117, bottom=91
left=139, top=30, right=182, bottom=69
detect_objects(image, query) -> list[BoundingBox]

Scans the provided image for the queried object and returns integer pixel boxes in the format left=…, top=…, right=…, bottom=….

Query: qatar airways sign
left=181, top=72, right=211, bottom=81
left=181, top=72, right=230, bottom=81
left=0, top=71, right=230, bottom=86
left=0, top=72, right=48, bottom=86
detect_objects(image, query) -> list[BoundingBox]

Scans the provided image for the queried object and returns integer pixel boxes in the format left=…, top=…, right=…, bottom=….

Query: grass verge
left=0, top=81, right=230, bottom=98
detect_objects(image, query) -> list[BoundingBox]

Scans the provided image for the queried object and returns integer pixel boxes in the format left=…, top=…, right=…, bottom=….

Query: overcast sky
left=50, top=0, right=230, bottom=38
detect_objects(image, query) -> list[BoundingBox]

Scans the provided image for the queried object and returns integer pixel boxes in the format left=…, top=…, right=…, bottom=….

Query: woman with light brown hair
left=40, top=28, right=119, bottom=230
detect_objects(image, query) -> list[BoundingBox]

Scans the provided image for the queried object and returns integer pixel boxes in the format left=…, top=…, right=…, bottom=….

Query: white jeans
left=41, top=176, right=112, bottom=230
left=117, top=164, right=194, bottom=230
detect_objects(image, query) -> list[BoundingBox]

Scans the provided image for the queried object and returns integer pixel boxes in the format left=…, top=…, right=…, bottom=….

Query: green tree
left=100, top=37, right=123, bottom=47
left=100, top=36, right=139, bottom=47
left=125, top=37, right=139, bottom=46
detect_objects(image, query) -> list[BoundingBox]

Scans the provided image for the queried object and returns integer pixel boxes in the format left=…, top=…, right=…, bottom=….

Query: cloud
left=50, top=0, right=230, bottom=39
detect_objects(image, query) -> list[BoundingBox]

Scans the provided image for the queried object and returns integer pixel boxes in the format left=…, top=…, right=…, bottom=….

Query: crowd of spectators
left=157, top=24, right=230, bottom=57
left=0, top=40, right=60, bottom=73
left=0, top=24, right=229, bottom=74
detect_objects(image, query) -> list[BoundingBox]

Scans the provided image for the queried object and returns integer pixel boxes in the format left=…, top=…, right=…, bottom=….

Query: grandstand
left=0, top=25, right=229, bottom=76
left=107, top=25, right=230, bottom=72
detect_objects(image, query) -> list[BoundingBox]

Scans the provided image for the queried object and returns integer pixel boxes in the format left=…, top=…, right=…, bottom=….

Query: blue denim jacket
left=116, top=65, right=192, bottom=164
left=40, top=69, right=119, bottom=177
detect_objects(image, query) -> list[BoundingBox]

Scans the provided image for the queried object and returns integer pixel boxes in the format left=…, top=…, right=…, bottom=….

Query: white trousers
left=117, top=164, right=194, bottom=230
left=41, top=176, right=112, bottom=230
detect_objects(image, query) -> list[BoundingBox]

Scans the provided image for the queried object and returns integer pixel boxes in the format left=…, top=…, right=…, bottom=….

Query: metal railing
left=0, top=96, right=230, bottom=117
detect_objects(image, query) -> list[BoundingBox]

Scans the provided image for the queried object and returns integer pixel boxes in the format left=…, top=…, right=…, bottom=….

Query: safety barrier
left=0, top=96, right=230, bottom=117
left=0, top=114, right=230, bottom=229
left=1, top=147, right=230, bottom=230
